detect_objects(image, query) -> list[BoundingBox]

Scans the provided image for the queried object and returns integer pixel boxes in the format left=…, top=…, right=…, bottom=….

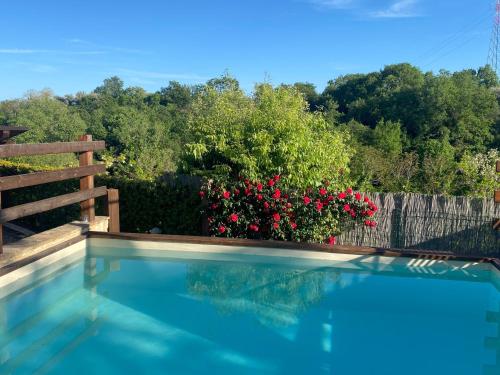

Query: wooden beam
left=0, top=187, right=107, bottom=224
left=0, top=192, right=2, bottom=254
left=0, top=164, right=106, bottom=192
left=497, top=160, right=500, bottom=173
left=79, top=135, right=95, bottom=222
left=106, top=189, right=120, bottom=233
left=495, top=190, right=500, bottom=204
left=0, top=141, right=105, bottom=158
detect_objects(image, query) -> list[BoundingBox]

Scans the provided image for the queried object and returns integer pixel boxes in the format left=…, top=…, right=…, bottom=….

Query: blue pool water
left=0, top=248, right=499, bottom=375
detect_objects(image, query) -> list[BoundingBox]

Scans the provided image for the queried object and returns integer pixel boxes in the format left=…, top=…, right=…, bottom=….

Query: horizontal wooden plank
left=0, top=164, right=106, bottom=191
left=495, top=190, right=500, bottom=204
left=0, top=186, right=107, bottom=224
left=0, top=141, right=105, bottom=158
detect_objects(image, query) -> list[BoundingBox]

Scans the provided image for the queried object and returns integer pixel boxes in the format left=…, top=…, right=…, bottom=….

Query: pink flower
left=355, top=192, right=361, bottom=201
left=273, top=213, right=280, bottom=222
left=303, top=196, right=311, bottom=205
left=338, top=192, right=347, bottom=199
left=291, top=222, right=297, bottom=230
left=211, top=203, right=218, bottom=210
left=327, top=195, right=334, bottom=202
left=257, top=194, right=263, bottom=201
left=273, top=222, right=280, bottom=229
left=350, top=211, right=356, bottom=218
left=346, top=187, right=353, bottom=194
left=343, top=204, right=351, bottom=212
left=229, top=213, right=238, bottom=223
left=199, top=191, right=205, bottom=199
left=286, top=202, right=292, bottom=209
left=319, top=188, right=327, bottom=196
left=218, top=225, right=226, bottom=234
left=223, top=191, right=231, bottom=199
left=327, top=236, right=336, bottom=246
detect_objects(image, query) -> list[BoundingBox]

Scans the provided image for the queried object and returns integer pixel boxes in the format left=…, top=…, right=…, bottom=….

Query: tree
left=184, top=83, right=352, bottom=187
left=94, top=76, right=124, bottom=98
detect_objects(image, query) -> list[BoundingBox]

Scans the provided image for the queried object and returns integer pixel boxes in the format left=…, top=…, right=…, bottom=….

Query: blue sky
left=0, top=0, right=494, bottom=99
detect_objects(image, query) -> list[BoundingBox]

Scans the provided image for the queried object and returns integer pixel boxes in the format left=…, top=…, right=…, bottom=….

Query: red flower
left=229, top=213, right=238, bottom=223
left=291, top=222, right=297, bottom=230
left=263, top=202, right=270, bottom=209
left=268, top=179, right=275, bottom=187
left=286, top=202, right=292, bottom=209
left=199, top=191, right=205, bottom=199
left=284, top=194, right=289, bottom=199
left=315, top=201, right=323, bottom=212
left=350, top=210, right=356, bottom=218
left=355, top=192, right=361, bottom=201
left=346, top=187, right=353, bottom=194
left=327, top=195, right=334, bottom=202
left=218, top=225, right=226, bottom=234
left=257, top=183, right=263, bottom=192
left=364, top=220, right=371, bottom=226
left=303, top=196, right=311, bottom=205
left=273, top=222, right=279, bottom=229
left=274, top=175, right=281, bottom=181
left=371, top=204, right=378, bottom=212
left=245, top=188, right=252, bottom=196
left=327, top=236, right=336, bottom=246
left=257, top=194, right=263, bottom=201
left=223, top=191, right=231, bottom=199
left=319, top=188, right=327, bottom=196
left=272, top=189, right=281, bottom=199
left=234, top=189, right=240, bottom=195
left=244, top=179, right=250, bottom=186
left=273, top=213, right=280, bottom=222
left=249, top=224, right=259, bottom=232
left=338, top=192, right=347, bottom=199
left=364, top=196, right=370, bottom=203
left=367, top=210, right=374, bottom=217
left=211, top=203, right=218, bottom=210
left=343, top=204, right=351, bottom=212
left=370, top=221, right=377, bottom=228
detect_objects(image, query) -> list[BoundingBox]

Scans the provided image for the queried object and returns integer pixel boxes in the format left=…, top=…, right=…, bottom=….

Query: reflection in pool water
left=0, top=252, right=499, bottom=375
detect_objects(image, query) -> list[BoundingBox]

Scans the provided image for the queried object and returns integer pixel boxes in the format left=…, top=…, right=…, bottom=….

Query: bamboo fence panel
left=337, top=193, right=500, bottom=257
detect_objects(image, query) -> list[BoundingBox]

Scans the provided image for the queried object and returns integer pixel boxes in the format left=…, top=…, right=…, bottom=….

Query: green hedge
left=0, top=161, right=203, bottom=235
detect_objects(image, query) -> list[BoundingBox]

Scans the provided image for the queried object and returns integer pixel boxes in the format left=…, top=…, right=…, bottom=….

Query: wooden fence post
left=0, top=192, right=3, bottom=254
left=79, top=135, right=95, bottom=222
left=107, top=189, right=120, bottom=233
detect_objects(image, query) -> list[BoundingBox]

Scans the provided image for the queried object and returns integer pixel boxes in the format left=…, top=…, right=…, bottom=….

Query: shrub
left=201, top=175, right=378, bottom=245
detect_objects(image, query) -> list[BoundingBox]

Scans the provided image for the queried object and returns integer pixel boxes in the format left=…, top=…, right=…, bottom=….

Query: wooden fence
left=0, top=134, right=120, bottom=253
left=337, top=192, right=500, bottom=257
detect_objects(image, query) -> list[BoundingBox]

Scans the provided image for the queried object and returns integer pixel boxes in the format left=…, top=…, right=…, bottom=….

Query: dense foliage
left=201, top=175, right=378, bottom=244
left=1, top=64, right=499, bottom=197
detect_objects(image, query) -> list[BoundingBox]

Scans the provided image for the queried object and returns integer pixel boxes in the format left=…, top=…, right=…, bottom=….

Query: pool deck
left=0, top=217, right=108, bottom=275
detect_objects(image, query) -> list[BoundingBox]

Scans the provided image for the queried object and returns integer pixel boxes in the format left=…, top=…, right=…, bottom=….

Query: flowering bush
left=200, top=175, right=378, bottom=245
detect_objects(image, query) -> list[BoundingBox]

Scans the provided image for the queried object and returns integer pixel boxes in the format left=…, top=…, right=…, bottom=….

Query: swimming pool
left=0, top=237, right=499, bottom=375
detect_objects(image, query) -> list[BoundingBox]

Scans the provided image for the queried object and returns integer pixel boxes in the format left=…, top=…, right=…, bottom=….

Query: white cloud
left=309, top=0, right=354, bottom=9
left=370, top=0, right=421, bottom=18
left=0, top=49, right=49, bottom=54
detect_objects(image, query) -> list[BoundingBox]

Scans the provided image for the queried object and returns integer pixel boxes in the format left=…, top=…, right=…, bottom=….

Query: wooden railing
left=0, top=134, right=120, bottom=253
